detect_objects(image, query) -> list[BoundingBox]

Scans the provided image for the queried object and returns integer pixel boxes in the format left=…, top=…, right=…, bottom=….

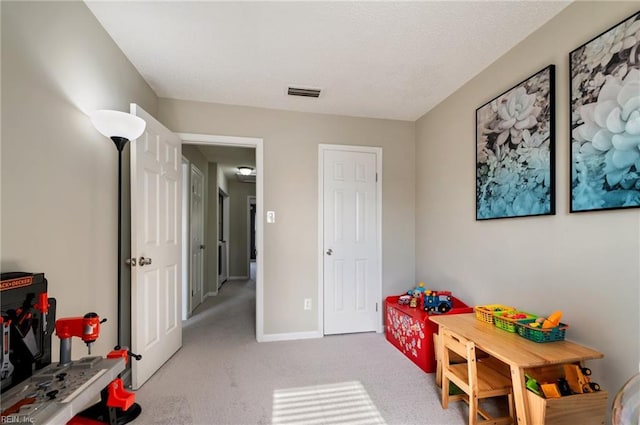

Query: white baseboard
left=228, top=276, right=249, bottom=280
left=259, top=330, right=323, bottom=342
left=204, top=291, right=217, bottom=297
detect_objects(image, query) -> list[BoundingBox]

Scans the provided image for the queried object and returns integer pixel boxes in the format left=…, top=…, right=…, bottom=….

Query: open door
left=130, top=104, right=182, bottom=389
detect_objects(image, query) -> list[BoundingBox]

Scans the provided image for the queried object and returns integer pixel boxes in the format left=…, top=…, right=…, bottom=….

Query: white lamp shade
left=90, top=110, right=146, bottom=140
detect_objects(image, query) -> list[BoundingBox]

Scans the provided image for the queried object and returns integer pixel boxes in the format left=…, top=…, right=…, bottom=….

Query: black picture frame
left=476, top=65, right=556, bottom=220
left=570, top=10, right=640, bottom=213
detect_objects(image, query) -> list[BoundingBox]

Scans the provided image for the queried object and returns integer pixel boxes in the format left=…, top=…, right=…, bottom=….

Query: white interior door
left=321, top=145, right=381, bottom=335
left=217, top=190, right=229, bottom=288
left=189, top=164, right=204, bottom=312
left=130, top=104, right=182, bottom=389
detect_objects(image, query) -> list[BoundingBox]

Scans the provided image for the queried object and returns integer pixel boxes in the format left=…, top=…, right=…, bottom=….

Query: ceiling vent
left=288, top=86, right=321, bottom=98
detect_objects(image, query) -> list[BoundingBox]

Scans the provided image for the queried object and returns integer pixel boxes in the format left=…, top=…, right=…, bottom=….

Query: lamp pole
left=111, top=136, right=129, bottom=348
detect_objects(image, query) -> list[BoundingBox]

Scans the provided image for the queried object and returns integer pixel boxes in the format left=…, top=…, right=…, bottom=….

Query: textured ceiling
left=85, top=1, right=570, bottom=121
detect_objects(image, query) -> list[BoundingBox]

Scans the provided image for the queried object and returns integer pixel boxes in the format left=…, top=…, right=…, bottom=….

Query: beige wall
left=1, top=1, right=157, bottom=359
left=158, top=99, right=416, bottom=334
left=416, top=1, right=640, bottom=409
left=182, top=146, right=209, bottom=185
left=218, top=163, right=229, bottom=195
left=228, top=180, right=256, bottom=278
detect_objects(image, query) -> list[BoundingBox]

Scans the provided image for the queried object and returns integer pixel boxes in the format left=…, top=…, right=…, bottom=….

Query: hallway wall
left=228, top=180, right=256, bottom=278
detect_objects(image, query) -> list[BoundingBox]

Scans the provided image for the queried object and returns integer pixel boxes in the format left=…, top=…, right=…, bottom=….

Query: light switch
left=267, top=211, right=276, bottom=223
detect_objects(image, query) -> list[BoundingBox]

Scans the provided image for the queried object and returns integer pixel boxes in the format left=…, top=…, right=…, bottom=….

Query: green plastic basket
left=493, top=311, right=537, bottom=333
left=517, top=321, right=569, bottom=343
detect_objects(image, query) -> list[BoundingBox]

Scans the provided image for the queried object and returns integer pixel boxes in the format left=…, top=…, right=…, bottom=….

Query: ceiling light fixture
left=238, top=166, right=254, bottom=176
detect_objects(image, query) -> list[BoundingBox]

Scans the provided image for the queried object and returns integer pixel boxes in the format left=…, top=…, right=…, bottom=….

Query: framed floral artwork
left=476, top=65, right=556, bottom=220
left=570, top=11, right=640, bottom=212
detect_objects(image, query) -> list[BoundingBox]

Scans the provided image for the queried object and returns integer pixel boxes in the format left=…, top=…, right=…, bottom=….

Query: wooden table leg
left=510, top=366, right=530, bottom=425
left=434, top=332, right=443, bottom=387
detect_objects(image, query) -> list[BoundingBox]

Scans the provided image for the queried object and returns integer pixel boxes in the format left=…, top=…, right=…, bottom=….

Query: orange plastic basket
left=474, top=304, right=516, bottom=324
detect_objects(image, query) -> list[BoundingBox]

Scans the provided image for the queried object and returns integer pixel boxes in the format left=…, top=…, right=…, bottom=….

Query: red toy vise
left=66, top=348, right=142, bottom=425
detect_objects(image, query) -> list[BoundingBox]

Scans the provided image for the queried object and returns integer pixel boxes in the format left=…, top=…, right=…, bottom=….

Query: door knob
left=125, top=258, right=137, bottom=266
left=200, top=244, right=206, bottom=250
left=139, top=256, right=152, bottom=266
left=326, top=249, right=333, bottom=256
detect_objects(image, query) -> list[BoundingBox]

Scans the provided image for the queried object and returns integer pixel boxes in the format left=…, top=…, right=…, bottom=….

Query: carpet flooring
left=131, top=278, right=472, bottom=425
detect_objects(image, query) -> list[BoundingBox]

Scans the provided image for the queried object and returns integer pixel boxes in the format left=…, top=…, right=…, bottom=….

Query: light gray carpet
left=131, top=278, right=471, bottom=425
left=272, top=381, right=385, bottom=425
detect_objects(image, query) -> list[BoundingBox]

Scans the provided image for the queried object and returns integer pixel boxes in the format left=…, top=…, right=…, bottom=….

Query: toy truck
left=564, top=364, right=601, bottom=394
left=423, top=290, right=452, bottom=313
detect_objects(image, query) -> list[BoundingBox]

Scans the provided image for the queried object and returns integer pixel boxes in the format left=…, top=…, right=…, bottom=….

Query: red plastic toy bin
left=384, top=295, right=472, bottom=373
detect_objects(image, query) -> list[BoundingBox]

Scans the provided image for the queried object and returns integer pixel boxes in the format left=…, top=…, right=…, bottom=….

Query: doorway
left=249, top=196, right=257, bottom=260
left=218, top=188, right=228, bottom=289
left=190, top=164, right=205, bottom=312
left=180, top=159, right=208, bottom=320
left=178, top=133, right=265, bottom=341
left=248, top=196, right=256, bottom=281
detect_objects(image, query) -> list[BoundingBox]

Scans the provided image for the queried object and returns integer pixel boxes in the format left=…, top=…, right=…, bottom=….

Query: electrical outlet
left=304, top=298, right=312, bottom=310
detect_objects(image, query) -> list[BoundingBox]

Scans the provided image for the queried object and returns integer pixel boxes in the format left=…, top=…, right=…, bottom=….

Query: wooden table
left=429, top=313, right=604, bottom=425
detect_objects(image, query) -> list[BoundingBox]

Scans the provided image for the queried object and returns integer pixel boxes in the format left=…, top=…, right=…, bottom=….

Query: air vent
left=288, top=86, right=321, bottom=98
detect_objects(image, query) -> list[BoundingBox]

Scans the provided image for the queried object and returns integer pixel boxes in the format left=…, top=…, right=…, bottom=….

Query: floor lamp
left=89, top=110, right=145, bottom=349
left=88, top=110, right=146, bottom=424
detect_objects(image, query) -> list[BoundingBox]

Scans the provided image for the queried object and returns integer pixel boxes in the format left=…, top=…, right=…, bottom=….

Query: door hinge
left=376, top=302, right=378, bottom=312
left=376, top=173, right=378, bottom=182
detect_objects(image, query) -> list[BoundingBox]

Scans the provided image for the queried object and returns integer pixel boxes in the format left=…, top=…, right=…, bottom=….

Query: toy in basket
left=493, top=311, right=537, bottom=333
left=516, top=310, right=568, bottom=343
left=474, top=304, right=516, bottom=324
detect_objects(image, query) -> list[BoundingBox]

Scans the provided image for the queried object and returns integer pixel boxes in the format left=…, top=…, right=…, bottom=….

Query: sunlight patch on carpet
left=272, top=381, right=386, bottom=425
